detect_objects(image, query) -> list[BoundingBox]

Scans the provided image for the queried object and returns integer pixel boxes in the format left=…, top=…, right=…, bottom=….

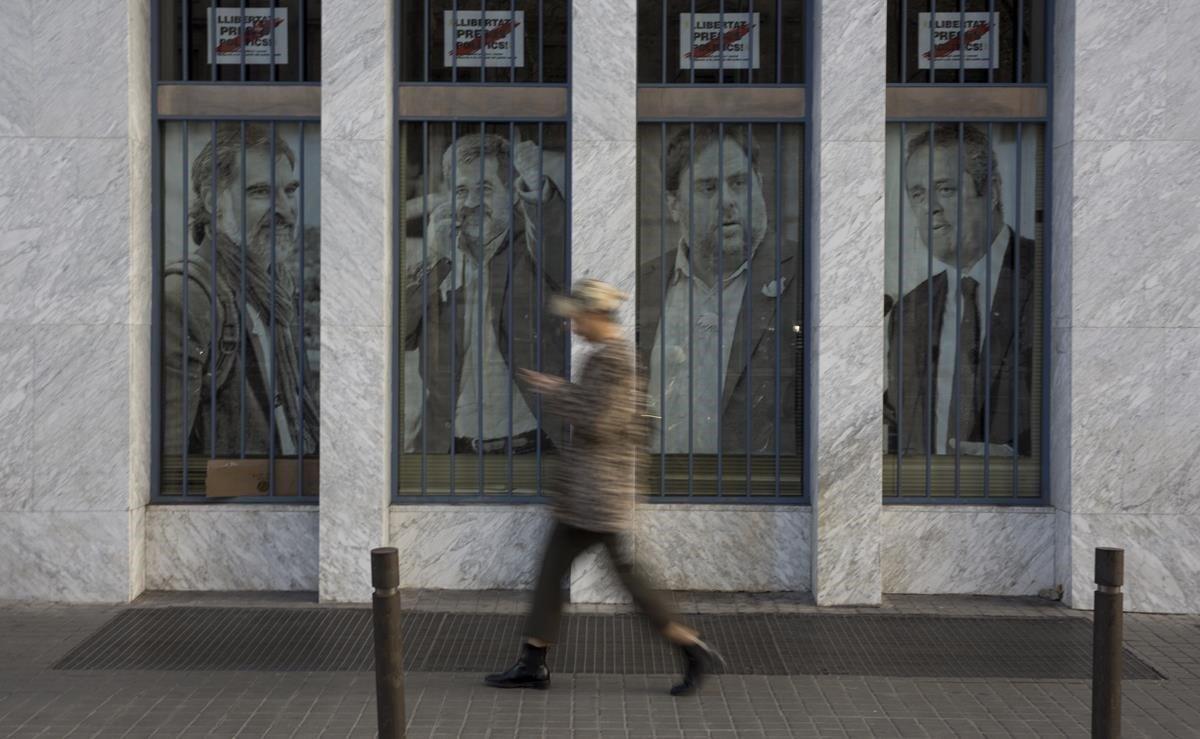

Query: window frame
left=150, top=0, right=322, bottom=504
left=392, top=1, right=573, bottom=504
left=633, top=0, right=814, bottom=505
left=882, top=0, right=1054, bottom=505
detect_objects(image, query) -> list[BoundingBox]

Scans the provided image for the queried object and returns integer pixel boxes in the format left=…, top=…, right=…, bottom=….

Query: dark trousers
left=524, top=521, right=678, bottom=644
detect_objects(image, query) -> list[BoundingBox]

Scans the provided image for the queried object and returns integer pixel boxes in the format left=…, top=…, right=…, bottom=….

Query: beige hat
left=550, top=278, right=629, bottom=318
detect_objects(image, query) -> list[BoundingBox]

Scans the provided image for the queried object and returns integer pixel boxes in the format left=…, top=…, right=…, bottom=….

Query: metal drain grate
left=54, top=608, right=1164, bottom=679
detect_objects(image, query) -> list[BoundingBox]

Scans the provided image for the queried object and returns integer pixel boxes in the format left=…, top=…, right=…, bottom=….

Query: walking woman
left=484, top=279, right=723, bottom=696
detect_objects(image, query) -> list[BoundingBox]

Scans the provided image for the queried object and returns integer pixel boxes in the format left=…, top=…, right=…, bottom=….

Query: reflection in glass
left=399, top=123, right=568, bottom=496
left=883, top=122, right=1043, bottom=498
left=637, top=123, right=803, bottom=496
left=161, top=121, right=320, bottom=495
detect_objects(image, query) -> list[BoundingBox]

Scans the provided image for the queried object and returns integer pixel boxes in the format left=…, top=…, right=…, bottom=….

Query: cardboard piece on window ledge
left=206, top=459, right=319, bottom=498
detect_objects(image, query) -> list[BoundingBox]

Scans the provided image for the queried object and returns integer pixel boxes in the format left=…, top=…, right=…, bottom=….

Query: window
left=883, top=0, right=1049, bottom=502
left=153, top=1, right=321, bottom=501
left=394, top=2, right=570, bottom=501
left=635, top=1, right=808, bottom=501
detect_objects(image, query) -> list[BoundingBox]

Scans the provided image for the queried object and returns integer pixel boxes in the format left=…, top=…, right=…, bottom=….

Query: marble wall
left=0, top=0, right=149, bottom=603
left=147, top=505, right=318, bottom=591
left=882, top=507, right=1055, bottom=596
left=317, top=0, right=394, bottom=603
left=1052, top=0, right=1200, bottom=613
left=810, top=0, right=886, bottom=605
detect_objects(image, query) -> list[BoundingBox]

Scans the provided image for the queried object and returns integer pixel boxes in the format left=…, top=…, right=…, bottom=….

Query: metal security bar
left=887, top=0, right=1046, bottom=85
left=636, top=0, right=806, bottom=85
left=151, top=1, right=321, bottom=503
left=636, top=122, right=804, bottom=500
left=883, top=2, right=1051, bottom=503
left=633, top=0, right=810, bottom=503
left=398, top=1, right=568, bottom=84
left=395, top=121, right=569, bottom=500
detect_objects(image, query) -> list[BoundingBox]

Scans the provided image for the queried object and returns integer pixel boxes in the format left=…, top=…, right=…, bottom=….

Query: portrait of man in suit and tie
left=637, top=124, right=801, bottom=456
left=884, top=123, right=1036, bottom=458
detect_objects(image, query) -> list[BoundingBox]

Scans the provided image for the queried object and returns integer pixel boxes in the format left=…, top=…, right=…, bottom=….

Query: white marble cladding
left=318, top=0, right=394, bottom=603
left=809, top=1, right=887, bottom=607
left=0, top=511, right=135, bottom=602
left=146, top=506, right=318, bottom=592
left=390, top=506, right=554, bottom=590
left=882, top=506, right=1055, bottom=596
left=390, top=505, right=810, bottom=598
left=1052, top=2, right=1200, bottom=613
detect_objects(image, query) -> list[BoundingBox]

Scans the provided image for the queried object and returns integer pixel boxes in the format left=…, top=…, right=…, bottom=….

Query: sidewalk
left=1, top=592, right=1197, bottom=738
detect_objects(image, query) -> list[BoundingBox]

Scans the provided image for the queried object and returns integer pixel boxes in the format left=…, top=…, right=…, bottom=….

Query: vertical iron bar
left=477, top=123, right=486, bottom=495
left=510, top=0, right=516, bottom=83
left=538, top=0, right=544, bottom=83
left=183, top=0, right=190, bottom=81
left=421, top=122, right=430, bottom=494
left=744, top=123, right=753, bottom=492
left=269, top=0, right=276, bottom=82
left=900, top=0, right=907, bottom=82
left=988, top=0, right=995, bottom=84
left=897, top=121, right=906, bottom=497
left=1013, top=121, right=1022, bottom=496
left=151, top=0, right=161, bottom=498
left=181, top=121, right=190, bottom=495
left=748, top=0, right=754, bottom=85
left=210, top=0, right=216, bottom=81
left=659, top=122, right=667, bottom=495
left=299, top=0, right=307, bottom=82
left=773, top=122, right=781, bottom=497
left=240, top=1, right=246, bottom=83
left=449, top=122, right=458, bottom=494
left=481, top=2, right=487, bottom=81
left=452, top=1, right=459, bottom=83
left=687, top=123, right=695, bottom=497
left=775, top=0, right=781, bottom=82
left=240, top=123, right=248, bottom=457
left=507, top=122, right=516, bottom=493
left=958, top=0, right=965, bottom=83
left=268, top=122, right=278, bottom=496
left=983, top=122, right=993, bottom=497
left=424, top=0, right=431, bottom=82
left=953, top=123, right=963, bottom=496
left=929, top=0, right=936, bottom=84
left=1043, top=0, right=1056, bottom=503
left=297, top=121, right=306, bottom=496
left=689, top=0, right=696, bottom=84
left=209, top=121, right=218, bottom=459
left=718, top=0, right=725, bottom=84
left=535, top=122, right=544, bottom=495
left=661, top=0, right=667, bottom=83
left=1016, top=0, right=1024, bottom=83
left=924, top=122, right=933, bottom=497
left=716, top=123, right=725, bottom=497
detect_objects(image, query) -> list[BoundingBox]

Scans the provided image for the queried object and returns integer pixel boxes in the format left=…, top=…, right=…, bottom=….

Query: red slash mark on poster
left=685, top=24, right=753, bottom=60
left=452, top=20, right=520, bottom=57
left=922, top=22, right=991, bottom=60
left=216, top=17, right=285, bottom=55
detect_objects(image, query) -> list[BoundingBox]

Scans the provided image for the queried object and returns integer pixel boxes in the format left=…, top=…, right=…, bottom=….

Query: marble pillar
left=318, top=0, right=393, bottom=602
left=1052, top=0, right=1200, bottom=613
left=810, top=1, right=886, bottom=605
left=0, top=0, right=150, bottom=603
left=567, top=0, right=639, bottom=604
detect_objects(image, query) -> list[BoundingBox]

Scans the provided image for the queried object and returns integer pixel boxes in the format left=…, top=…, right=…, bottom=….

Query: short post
left=1092, top=547, right=1124, bottom=739
left=372, top=547, right=406, bottom=739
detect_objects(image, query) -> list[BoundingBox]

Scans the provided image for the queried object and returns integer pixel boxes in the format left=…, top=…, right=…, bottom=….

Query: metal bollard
left=1092, top=547, right=1124, bottom=739
left=372, top=547, right=406, bottom=739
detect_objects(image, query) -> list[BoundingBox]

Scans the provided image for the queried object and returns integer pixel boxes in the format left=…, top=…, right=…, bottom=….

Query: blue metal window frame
left=883, top=0, right=1052, bottom=505
left=633, top=0, right=813, bottom=505
left=392, top=1, right=572, bottom=504
left=150, top=0, right=320, bottom=505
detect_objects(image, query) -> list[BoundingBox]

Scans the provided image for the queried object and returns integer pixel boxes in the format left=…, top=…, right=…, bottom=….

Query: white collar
left=671, top=238, right=755, bottom=288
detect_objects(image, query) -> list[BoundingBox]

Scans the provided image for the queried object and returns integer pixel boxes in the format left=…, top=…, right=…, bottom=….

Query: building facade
left=1, top=0, right=1198, bottom=614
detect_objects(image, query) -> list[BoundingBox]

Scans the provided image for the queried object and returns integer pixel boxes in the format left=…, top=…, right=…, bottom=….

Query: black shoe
left=484, top=643, right=551, bottom=690
left=670, top=638, right=725, bottom=696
